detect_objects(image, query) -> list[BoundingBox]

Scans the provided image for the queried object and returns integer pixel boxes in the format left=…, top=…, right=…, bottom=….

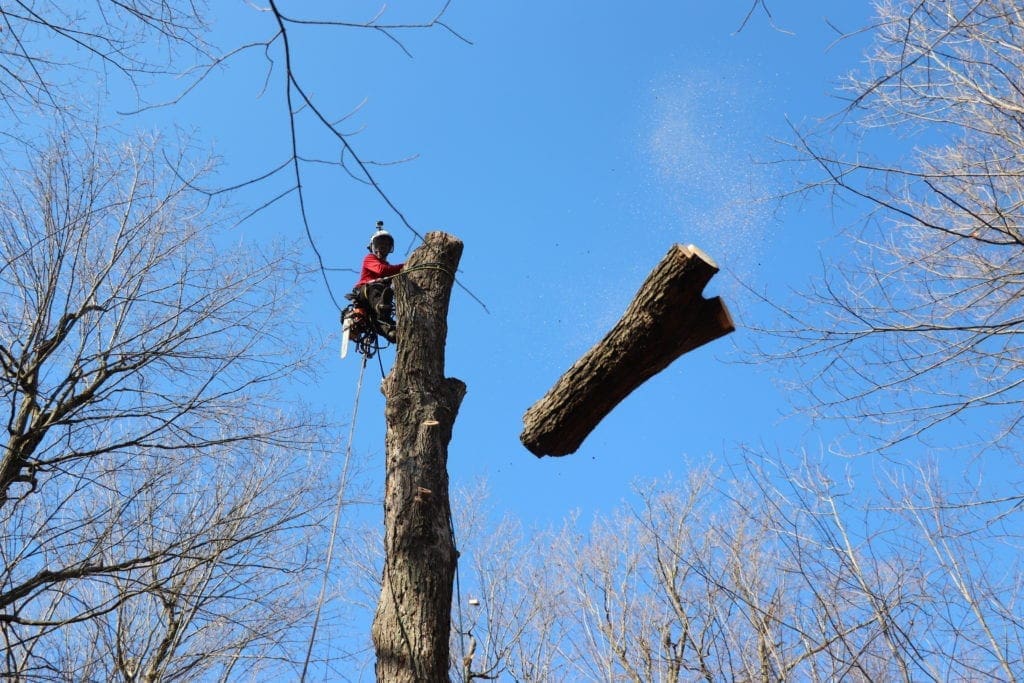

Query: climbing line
left=383, top=261, right=457, bottom=281
left=374, top=334, right=386, bottom=378
left=329, top=257, right=486, bottom=316
left=300, top=353, right=369, bottom=682
left=380, top=260, right=489, bottom=313
left=451, top=514, right=469, bottom=676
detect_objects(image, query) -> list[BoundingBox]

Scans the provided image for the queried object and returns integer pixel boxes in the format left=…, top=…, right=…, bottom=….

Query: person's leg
left=376, top=285, right=395, bottom=323
left=352, top=285, right=372, bottom=310
left=364, top=283, right=397, bottom=343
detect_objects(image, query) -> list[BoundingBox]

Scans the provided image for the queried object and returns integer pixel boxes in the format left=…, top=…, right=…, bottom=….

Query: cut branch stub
left=520, top=244, right=734, bottom=457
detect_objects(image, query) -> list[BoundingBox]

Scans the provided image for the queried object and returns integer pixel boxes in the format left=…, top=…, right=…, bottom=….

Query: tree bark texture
left=372, top=232, right=466, bottom=683
left=520, top=244, right=734, bottom=457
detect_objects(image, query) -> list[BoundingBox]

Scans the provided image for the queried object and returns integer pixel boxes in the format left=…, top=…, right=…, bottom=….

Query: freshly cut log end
left=520, top=244, right=734, bottom=457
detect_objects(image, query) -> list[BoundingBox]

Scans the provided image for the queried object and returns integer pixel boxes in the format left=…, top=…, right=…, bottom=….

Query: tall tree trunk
left=372, top=231, right=466, bottom=683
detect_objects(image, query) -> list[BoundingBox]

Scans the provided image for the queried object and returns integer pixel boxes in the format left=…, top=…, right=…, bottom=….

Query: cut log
left=520, top=244, right=734, bottom=457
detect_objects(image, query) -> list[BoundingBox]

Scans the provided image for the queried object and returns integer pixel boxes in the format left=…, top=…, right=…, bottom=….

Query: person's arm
left=364, top=255, right=403, bottom=279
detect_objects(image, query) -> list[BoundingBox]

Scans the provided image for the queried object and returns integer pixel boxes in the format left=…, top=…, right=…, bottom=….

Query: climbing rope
left=373, top=332, right=386, bottom=378
left=381, top=261, right=457, bottom=282
left=451, top=514, right=469, bottom=677
left=300, top=353, right=368, bottom=682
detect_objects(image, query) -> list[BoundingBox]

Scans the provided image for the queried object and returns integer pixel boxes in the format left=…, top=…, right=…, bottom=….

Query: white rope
left=300, top=353, right=369, bottom=681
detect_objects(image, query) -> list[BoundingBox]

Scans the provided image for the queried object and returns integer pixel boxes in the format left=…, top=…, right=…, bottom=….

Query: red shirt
left=355, top=254, right=403, bottom=287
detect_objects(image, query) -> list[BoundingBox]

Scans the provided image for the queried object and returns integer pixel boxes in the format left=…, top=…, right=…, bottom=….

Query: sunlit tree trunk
left=372, top=232, right=466, bottom=683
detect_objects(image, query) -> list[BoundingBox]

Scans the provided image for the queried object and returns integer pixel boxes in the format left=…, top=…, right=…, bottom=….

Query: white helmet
left=367, top=221, right=394, bottom=255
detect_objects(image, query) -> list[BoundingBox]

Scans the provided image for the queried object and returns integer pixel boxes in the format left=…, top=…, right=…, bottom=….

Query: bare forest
left=1, top=1, right=1023, bottom=681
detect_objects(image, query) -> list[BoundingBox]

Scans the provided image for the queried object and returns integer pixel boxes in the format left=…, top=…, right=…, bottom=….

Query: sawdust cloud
left=644, top=69, right=781, bottom=303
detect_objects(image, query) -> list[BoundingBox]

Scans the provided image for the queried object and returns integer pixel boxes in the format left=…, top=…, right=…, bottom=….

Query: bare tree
left=1, top=2, right=470, bottom=305
left=448, top=481, right=569, bottom=682
left=731, top=2, right=1024, bottom=675
left=0, top=125, right=336, bottom=679
left=256, top=2, right=471, bottom=307
left=0, top=2, right=212, bottom=116
left=774, top=0, right=1024, bottom=455
left=6, top=5, right=477, bottom=678
left=450, top=457, right=1024, bottom=681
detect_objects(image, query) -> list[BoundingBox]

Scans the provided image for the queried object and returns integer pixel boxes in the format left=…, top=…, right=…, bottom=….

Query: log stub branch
left=520, top=244, right=734, bottom=457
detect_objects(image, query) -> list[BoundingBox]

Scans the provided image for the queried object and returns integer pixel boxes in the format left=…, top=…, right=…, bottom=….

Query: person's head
left=367, top=223, right=395, bottom=259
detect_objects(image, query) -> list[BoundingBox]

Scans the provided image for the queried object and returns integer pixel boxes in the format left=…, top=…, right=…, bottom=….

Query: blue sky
left=10, top=1, right=1024, bottom=678
left=131, top=0, right=876, bottom=595
left=54, top=0, right=1024, bottom=676
left=166, top=1, right=876, bottom=524
left=220, top=1, right=874, bottom=526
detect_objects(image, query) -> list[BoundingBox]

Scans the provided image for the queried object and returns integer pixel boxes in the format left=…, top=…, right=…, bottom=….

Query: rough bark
left=521, top=244, right=734, bottom=457
left=372, top=231, right=466, bottom=683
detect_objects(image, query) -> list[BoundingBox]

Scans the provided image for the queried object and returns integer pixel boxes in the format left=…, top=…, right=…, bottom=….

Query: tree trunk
left=372, top=231, right=466, bottom=683
left=521, top=244, right=734, bottom=457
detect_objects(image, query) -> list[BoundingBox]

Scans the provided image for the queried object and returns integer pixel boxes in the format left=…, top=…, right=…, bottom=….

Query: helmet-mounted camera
left=367, top=220, right=394, bottom=255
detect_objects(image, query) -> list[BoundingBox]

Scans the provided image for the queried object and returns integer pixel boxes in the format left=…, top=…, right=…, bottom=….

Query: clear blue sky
left=110, top=0, right=922, bottom=675
left=137, top=1, right=877, bottom=526
left=11, top=2, right=1021, bottom=678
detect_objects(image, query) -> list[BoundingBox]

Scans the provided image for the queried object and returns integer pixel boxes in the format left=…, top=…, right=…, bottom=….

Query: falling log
left=520, top=244, right=734, bottom=457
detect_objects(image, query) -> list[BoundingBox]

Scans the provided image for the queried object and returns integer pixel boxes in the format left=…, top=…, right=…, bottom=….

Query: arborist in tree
left=352, top=221, right=404, bottom=343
